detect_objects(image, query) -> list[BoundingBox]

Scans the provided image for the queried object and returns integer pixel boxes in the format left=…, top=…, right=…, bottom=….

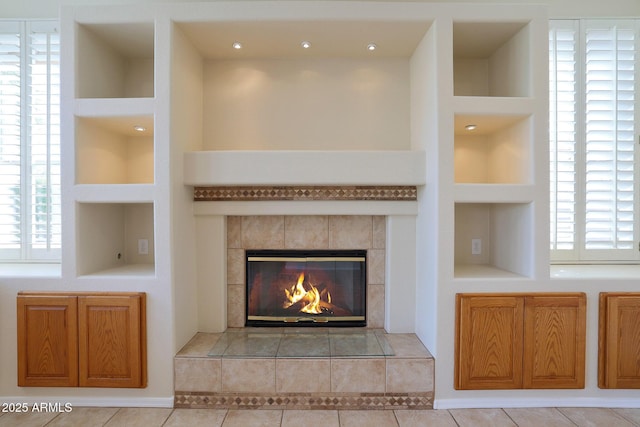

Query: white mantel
left=184, top=150, right=426, bottom=186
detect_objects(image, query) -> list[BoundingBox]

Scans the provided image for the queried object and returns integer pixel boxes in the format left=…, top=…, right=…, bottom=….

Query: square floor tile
left=338, top=410, right=399, bottom=427
left=281, top=410, right=339, bottom=427
left=221, top=410, right=282, bottom=427
left=164, top=409, right=227, bottom=427
left=558, top=407, right=635, bottom=427
left=449, top=408, right=516, bottom=427
left=394, top=410, right=457, bottom=427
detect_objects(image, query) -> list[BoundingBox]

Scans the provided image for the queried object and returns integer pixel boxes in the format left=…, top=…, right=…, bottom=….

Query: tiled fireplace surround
left=226, top=215, right=386, bottom=328
left=175, top=191, right=433, bottom=410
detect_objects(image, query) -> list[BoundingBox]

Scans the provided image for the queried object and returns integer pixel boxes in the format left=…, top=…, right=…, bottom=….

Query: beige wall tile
left=227, top=215, right=386, bottom=328
left=227, top=216, right=242, bottom=248
left=386, top=358, right=434, bottom=393
left=367, top=284, right=385, bottom=329
left=373, top=216, right=386, bottom=249
left=227, top=284, right=244, bottom=328
left=330, top=359, right=385, bottom=392
left=276, top=359, right=330, bottom=393
left=222, top=359, right=276, bottom=392
left=174, top=358, right=221, bottom=392
left=367, top=249, right=385, bottom=285
left=227, top=248, right=244, bottom=285
left=284, top=215, right=329, bottom=249
left=242, top=216, right=285, bottom=248
left=329, top=216, right=372, bottom=249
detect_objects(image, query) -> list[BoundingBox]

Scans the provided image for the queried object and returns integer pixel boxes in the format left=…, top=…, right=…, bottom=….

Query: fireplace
left=245, top=249, right=367, bottom=326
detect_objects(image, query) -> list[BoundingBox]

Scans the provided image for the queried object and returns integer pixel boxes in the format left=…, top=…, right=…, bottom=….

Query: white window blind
left=549, top=20, right=639, bottom=263
left=0, top=21, right=60, bottom=262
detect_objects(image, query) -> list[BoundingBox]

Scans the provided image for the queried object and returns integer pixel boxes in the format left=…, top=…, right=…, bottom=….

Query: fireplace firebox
left=245, top=249, right=366, bottom=326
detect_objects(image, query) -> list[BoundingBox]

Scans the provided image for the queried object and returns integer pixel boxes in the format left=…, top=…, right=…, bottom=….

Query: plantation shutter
left=549, top=21, right=579, bottom=260
left=550, top=19, right=639, bottom=263
left=27, top=22, right=61, bottom=260
left=0, top=23, right=22, bottom=259
left=0, top=21, right=60, bottom=261
left=582, top=20, right=637, bottom=261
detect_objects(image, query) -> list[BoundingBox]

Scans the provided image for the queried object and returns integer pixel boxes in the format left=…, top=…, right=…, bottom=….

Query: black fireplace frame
left=245, top=249, right=367, bottom=327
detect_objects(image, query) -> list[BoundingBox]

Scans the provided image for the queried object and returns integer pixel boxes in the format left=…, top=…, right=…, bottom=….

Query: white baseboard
left=434, top=397, right=640, bottom=410
left=1, top=396, right=174, bottom=408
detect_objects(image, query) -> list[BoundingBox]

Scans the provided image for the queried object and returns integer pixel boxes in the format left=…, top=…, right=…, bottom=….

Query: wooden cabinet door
left=17, top=295, right=78, bottom=387
left=599, top=293, right=640, bottom=389
left=455, top=294, right=524, bottom=389
left=78, top=294, right=147, bottom=388
left=523, top=294, right=586, bottom=388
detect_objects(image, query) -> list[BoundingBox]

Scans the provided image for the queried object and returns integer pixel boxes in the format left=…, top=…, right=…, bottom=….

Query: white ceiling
left=176, top=20, right=433, bottom=59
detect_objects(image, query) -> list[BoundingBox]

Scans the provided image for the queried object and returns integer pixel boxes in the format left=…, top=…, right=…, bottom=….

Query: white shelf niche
left=454, top=202, right=533, bottom=279
left=76, top=22, right=154, bottom=99
left=76, top=202, right=155, bottom=277
left=454, top=113, right=532, bottom=184
left=453, top=21, right=531, bottom=97
left=76, top=114, right=154, bottom=184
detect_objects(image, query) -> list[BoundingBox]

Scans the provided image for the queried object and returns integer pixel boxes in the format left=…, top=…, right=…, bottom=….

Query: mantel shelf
left=184, top=150, right=426, bottom=186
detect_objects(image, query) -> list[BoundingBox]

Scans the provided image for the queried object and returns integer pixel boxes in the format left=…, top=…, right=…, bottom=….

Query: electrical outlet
left=471, top=238, right=482, bottom=255
left=138, top=239, right=149, bottom=255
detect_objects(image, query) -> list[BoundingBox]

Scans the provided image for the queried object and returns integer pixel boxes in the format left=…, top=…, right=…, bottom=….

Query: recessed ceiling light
left=465, top=124, right=477, bottom=131
left=133, top=125, right=146, bottom=132
left=367, top=43, right=377, bottom=51
left=232, top=41, right=242, bottom=50
left=301, top=41, right=311, bottom=49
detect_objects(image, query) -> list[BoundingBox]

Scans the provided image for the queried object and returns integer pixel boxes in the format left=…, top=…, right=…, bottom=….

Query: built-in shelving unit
left=76, top=202, right=155, bottom=277
left=453, top=21, right=531, bottom=97
left=449, top=12, right=544, bottom=284
left=75, top=22, right=154, bottom=99
left=67, top=16, right=158, bottom=278
left=454, top=202, right=533, bottom=278
left=454, top=113, right=532, bottom=184
left=75, top=114, right=154, bottom=184
left=59, top=1, right=552, bottom=405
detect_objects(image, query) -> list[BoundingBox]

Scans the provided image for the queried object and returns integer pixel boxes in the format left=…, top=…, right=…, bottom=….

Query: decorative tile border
left=194, top=186, right=417, bottom=201
left=174, top=391, right=433, bottom=410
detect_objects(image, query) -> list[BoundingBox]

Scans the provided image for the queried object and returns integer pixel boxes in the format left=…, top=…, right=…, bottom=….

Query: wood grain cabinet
left=455, top=293, right=586, bottom=390
left=599, top=293, right=640, bottom=389
left=17, top=292, right=146, bottom=388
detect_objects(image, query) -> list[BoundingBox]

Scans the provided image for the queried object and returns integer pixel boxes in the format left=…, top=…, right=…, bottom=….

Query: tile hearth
left=174, top=329, right=434, bottom=410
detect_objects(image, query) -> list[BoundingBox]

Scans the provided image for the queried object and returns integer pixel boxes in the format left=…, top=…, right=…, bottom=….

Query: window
left=0, top=21, right=60, bottom=262
left=550, top=19, right=639, bottom=263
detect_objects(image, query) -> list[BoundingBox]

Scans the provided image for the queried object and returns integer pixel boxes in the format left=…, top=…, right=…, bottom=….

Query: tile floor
left=0, top=406, right=639, bottom=426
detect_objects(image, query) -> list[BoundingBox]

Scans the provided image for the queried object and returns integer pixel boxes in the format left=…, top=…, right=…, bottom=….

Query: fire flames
left=283, top=273, right=331, bottom=314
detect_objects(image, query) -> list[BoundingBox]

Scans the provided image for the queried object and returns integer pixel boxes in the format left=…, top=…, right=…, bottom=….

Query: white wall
left=2, top=0, right=640, bottom=19
left=202, top=58, right=410, bottom=150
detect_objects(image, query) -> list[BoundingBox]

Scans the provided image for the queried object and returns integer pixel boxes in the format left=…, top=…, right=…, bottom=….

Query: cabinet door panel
left=455, top=295, right=524, bottom=389
left=78, top=295, right=145, bottom=388
left=17, top=296, right=78, bottom=387
left=523, top=295, right=586, bottom=388
left=600, top=294, right=640, bottom=388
